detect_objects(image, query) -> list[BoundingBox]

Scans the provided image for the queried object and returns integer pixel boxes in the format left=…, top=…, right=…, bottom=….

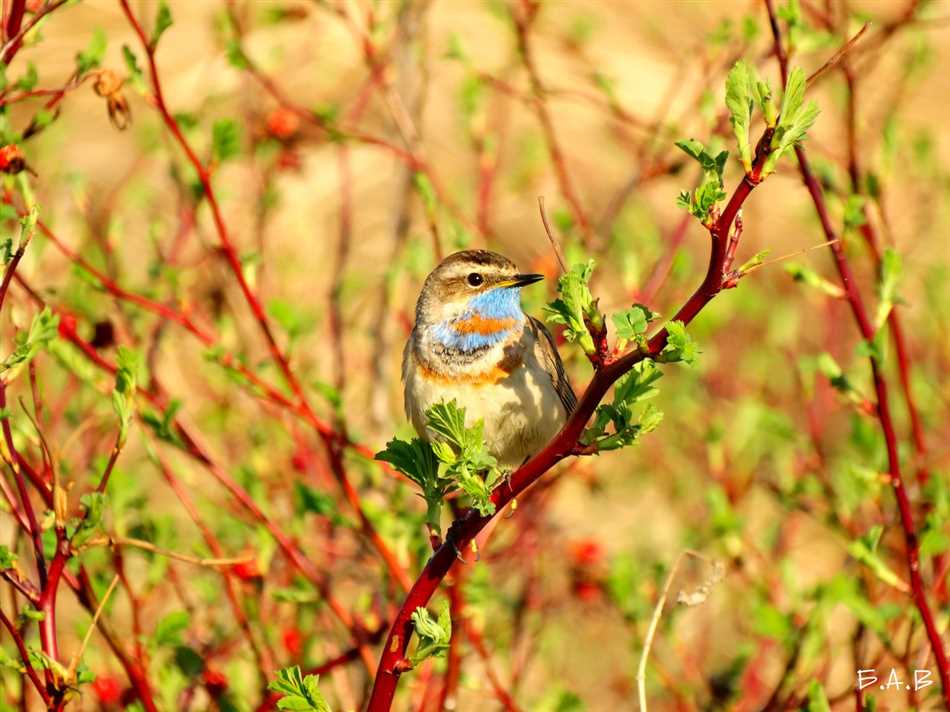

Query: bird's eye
left=466, top=273, right=484, bottom=287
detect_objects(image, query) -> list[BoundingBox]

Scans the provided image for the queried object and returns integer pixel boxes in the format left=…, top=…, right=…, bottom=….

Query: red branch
left=365, top=125, right=771, bottom=710
left=763, top=0, right=949, bottom=703
left=119, top=0, right=410, bottom=595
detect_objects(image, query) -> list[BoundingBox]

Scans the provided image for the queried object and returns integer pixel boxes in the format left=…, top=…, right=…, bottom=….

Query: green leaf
left=293, top=482, right=345, bottom=526
left=122, top=45, right=146, bottom=92
left=874, top=248, right=901, bottom=329
left=151, top=2, right=173, bottom=48
left=375, top=438, right=440, bottom=491
left=424, top=401, right=502, bottom=516
left=763, top=66, right=821, bottom=176
left=153, top=610, right=190, bottom=647
left=212, top=119, right=241, bottom=163
left=752, top=602, right=793, bottom=641
left=785, top=263, right=844, bottom=298
left=847, top=526, right=907, bottom=592
left=843, top=194, right=867, bottom=230
left=0, top=545, right=15, bottom=570
left=141, top=399, right=182, bottom=445
left=725, top=60, right=754, bottom=172
left=15, top=62, right=38, bottom=92
left=112, top=347, right=140, bottom=447
left=425, top=400, right=470, bottom=448
left=76, top=29, right=107, bottom=76
left=71, top=493, right=106, bottom=547
left=778, top=66, right=806, bottom=125
left=376, top=437, right=446, bottom=530
left=409, top=603, right=451, bottom=666
left=611, top=304, right=657, bottom=344
left=674, top=139, right=728, bottom=223
left=581, top=360, right=663, bottom=450
left=816, top=352, right=852, bottom=394
left=268, top=666, right=331, bottom=712
left=805, top=680, right=832, bottom=712
left=225, top=40, right=248, bottom=69
left=736, top=249, right=770, bottom=275
left=267, top=298, right=315, bottom=340
left=173, top=646, right=205, bottom=678
left=413, top=172, right=438, bottom=214
left=658, top=321, right=698, bottom=365
left=543, top=261, right=598, bottom=355
left=1, top=307, right=59, bottom=383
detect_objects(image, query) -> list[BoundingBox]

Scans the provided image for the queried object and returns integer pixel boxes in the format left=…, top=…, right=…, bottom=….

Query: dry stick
left=637, top=551, right=687, bottom=711
left=366, top=120, right=777, bottom=711
left=537, top=196, right=567, bottom=275
left=805, top=22, right=870, bottom=87
left=65, top=573, right=119, bottom=680
left=82, top=536, right=254, bottom=568
left=69, top=567, right=159, bottom=712
left=118, top=1, right=410, bottom=594
left=762, top=0, right=950, bottom=704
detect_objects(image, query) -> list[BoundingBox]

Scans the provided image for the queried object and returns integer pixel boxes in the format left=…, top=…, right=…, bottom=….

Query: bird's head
left=414, top=250, right=544, bottom=353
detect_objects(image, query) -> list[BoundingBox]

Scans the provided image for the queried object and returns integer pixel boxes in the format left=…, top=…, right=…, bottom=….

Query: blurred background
left=3, top=0, right=950, bottom=710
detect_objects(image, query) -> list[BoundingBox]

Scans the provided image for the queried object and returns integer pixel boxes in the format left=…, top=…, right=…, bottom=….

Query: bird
left=403, top=249, right=576, bottom=468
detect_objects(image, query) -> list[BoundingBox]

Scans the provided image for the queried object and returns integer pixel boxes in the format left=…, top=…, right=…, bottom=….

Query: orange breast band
left=452, top=314, right=518, bottom=335
left=418, top=353, right=523, bottom=386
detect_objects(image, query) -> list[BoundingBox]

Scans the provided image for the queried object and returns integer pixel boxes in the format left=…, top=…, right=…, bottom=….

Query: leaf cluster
left=674, top=138, right=728, bottom=224
left=581, top=359, right=664, bottom=451
left=1, top=307, right=59, bottom=384
left=409, top=603, right=452, bottom=666
left=725, top=60, right=776, bottom=172
left=112, top=347, right=140, bottom=447
left=762, top=67, right=821, bottom=176
left=268, top=666, right=332, bottom=712
left=542, top=261, right=600, bottom=356
left=376, top=401, right=504, bottom=531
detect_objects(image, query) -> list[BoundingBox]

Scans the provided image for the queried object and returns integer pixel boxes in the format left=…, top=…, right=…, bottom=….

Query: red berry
left=570, top=539, right=603, bottom=568
left=91, top=675, right=123, bottom=705
left=276, top=149, right=302, bottom=172
left=290, top=448, right=308, bottom=473
left=58, top=312, right=78, bottom=337
left=266, top=108, right=300, bottom=140
left=282, top=626, right=303, bottom=657
left=203, top=668, right=229, bottom=695
left=231, top=558, right=261, bottom=581
left=573, top=579, right=602, bottom=602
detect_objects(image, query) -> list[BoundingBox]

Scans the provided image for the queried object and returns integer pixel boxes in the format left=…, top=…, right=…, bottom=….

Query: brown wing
left=528, top=316, right=577, bottom=414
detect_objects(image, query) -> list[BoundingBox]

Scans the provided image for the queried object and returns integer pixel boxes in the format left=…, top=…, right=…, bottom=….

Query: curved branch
left=366, top=128, right=772, bottom=710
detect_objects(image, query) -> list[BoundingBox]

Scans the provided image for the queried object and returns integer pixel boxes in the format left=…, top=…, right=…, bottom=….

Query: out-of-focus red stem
left=119, top=1, right=409, bottom=594
left=763, top=0, right=949, bottom=703
left=0, top=607, right=50, bottom=705
left=513, top=5, right=594, bottom=246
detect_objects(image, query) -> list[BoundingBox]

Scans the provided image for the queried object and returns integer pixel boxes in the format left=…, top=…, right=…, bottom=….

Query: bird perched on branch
left=403, top=250, right=576, bottom=468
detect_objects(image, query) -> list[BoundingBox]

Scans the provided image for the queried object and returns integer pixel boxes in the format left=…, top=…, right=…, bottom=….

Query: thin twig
left=66, top=574, right=119, bottom=680
left=537, top=196, right=567, bottom=275
left=806, top=22, right=871, bottom=86
left=636, top=550, right=718, bottom=710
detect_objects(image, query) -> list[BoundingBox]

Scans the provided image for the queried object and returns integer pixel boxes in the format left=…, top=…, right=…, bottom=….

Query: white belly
left=404, top=350, right=567, bottom=468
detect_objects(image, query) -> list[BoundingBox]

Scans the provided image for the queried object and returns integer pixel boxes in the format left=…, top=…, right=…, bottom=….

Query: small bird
left=403, top=250, right=576, bottom=468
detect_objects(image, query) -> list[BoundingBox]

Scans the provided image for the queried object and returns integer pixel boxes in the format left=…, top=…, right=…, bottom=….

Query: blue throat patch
left=431, top=286, right=525, bottom=353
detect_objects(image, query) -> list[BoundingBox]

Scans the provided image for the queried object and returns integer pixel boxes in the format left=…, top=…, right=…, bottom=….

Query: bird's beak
left=501, top=273, right=544, bottom=289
